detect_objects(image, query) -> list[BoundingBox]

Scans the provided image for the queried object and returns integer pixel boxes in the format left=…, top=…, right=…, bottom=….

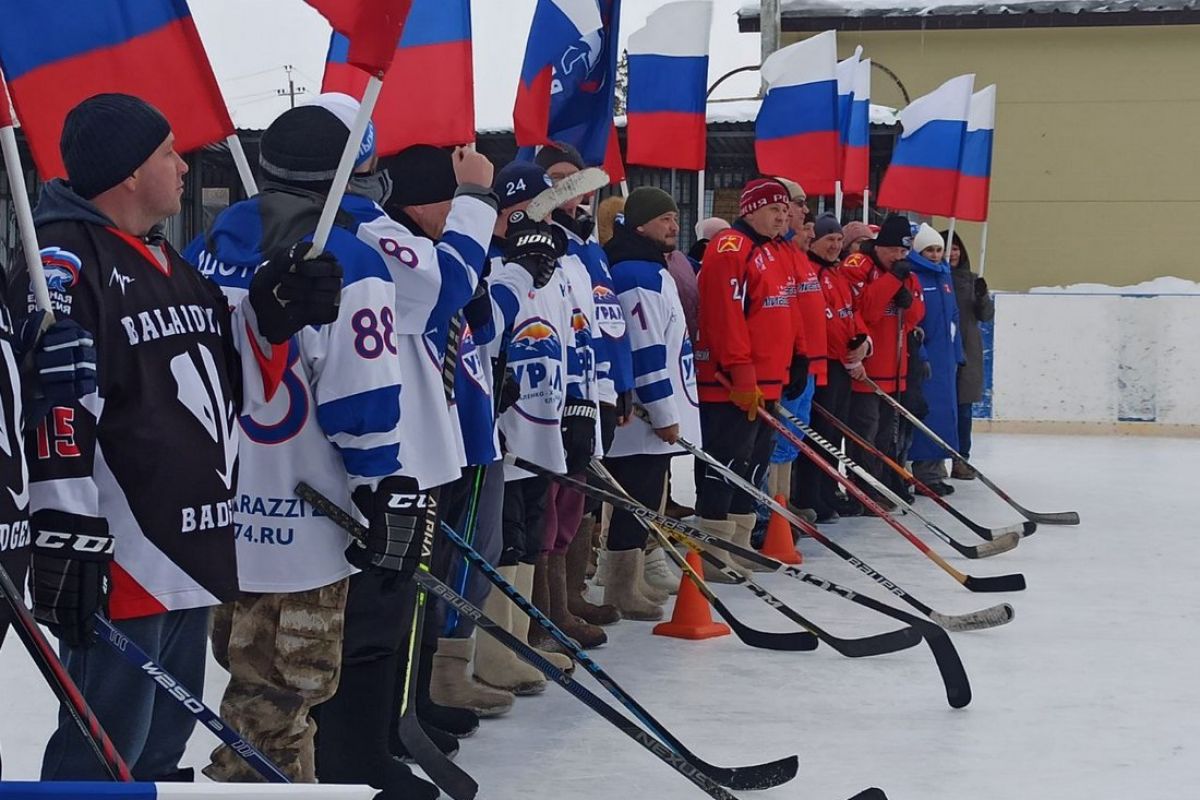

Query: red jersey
left=814, top=257, right=869, bottom=364
left=784, top=243, right=829, bottom=386
left=696, top=223, right=806, bottom=402
left=841, top=251, right=925, bottom=393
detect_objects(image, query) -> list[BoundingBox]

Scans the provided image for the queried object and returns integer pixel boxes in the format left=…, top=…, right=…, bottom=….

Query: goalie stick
left=0, top=563, right=132, bottom=782
left=767, top=403, right=1024, bottom=572
left=295, top=482, right=792, bottom=796
left=587, top=461, right=922, bottom=659
left=506, top=460, right=973, bottom=709
left=813, top=403, right=1036, bottom=540
left=861, top=376, right=1081, bottom=526
left=91, top=615, right=289, bottom=783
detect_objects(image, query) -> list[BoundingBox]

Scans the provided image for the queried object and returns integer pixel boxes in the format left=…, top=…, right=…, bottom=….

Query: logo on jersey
left=41, top=247, right=81, bottom=291
left=109, top=266, right=136, bottom=295
left=170, top=345, right=238, bottom=492
left=508, top=318, right=564, bottom=425
left=592, top=285, right=625, bottom=339
left=457, top=325, right=490, bottom=395
left=716, top=235, right=741, bottom=254
left=241, top=342, right=309, bottom=445
left=679, top=335, right=699, bottom=407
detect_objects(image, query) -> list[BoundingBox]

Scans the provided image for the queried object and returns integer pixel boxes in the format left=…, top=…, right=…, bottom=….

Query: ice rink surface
left=3, top=433, right=1199, bottom=799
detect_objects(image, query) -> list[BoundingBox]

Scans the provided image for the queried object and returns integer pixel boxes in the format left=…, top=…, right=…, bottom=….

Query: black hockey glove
left=29, top=510, right=112, bottom=648
left=561, top=397, right=598, bottom=475
left=497, top=365, right=520, bottom=414
left=614, top=389, right=634, bottom=424
left=250, top=241, right=344, bottom=344
left=504, top=210, right=566, bottom=289
left=18, top=312, right=97, bottom=425
left=890, top=259, right=913, bottom=282
left=348, top=478, right=430, bottom=578
left=782, top=354, right=810, bottom=400
left=974, top=276, right=989, bottom=298
left=893, top=285, right=914, bottom=310
left=462, top=281, right=493, bottom=334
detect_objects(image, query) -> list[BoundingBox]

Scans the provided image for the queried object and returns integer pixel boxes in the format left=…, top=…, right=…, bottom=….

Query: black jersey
left=0, top=301, right=30, bottom=565
left=8, top=181, right=239, bottom=620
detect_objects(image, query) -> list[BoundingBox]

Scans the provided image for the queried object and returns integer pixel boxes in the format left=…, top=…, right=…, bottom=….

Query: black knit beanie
left=60, top=93, right=171, bottom=200
left=259, top=105, right=350, bottom=188
left=534, top=140, right=585, bottom=171
left=623, top=187, right=678, bottom=229
left=383, top=145, right=458, bottom=206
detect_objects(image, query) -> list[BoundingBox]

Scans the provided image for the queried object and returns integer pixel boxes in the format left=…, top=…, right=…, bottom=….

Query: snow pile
left=705, top=97, right=899, bottom=126
left=1028, top=276, right=1200, bottom=295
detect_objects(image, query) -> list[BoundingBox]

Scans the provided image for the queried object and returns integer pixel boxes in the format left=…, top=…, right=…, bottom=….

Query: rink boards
left=0, top=784, right=374, bottom=799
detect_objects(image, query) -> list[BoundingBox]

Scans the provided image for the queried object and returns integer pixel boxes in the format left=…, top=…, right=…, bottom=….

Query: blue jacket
left=908, top=252, right=965, bottom=461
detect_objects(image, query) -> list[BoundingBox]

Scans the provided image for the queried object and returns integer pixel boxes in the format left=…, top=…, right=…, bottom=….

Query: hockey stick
left=861, top=375, right=1081, bottom=525
left=295, top=483, right=762, bottom=799
left=524, top=167, right=610, bottom=222
left=586, top=461, right=818, bottom=653
left=426, top=520, right=799, bottom=790
left=90, top=615, right=288, bottom=783
left=814, top=403, right=1035, bottom=540
left=0, top=564, right=132, bottom=782
left=755, top=403, right=1024, bottom=592
left=772, top=403, right=1020, bottom=560
left=587, top=461, right=921, bottom=659
left=393, top=488, right=478, bottom=800
left=443, top=465, right=486, bottom=636
left=505, top=461, right=972, bottom=708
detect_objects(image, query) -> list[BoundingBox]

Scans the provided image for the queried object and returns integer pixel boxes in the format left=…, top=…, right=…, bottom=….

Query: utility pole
left=760, top=0, right=781, bottom=96
left=276, top=65, right=308, bottom=108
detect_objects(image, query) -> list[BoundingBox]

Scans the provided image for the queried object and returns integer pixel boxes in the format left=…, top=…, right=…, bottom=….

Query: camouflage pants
left=204, top=578, right=349, bottom=783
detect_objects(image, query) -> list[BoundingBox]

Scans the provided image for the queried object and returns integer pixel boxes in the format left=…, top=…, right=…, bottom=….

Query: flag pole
left=697, top=168, right=706, bottom=218
left=1, top=123, right=52, bottom=315
left=947, top=217, right=958, bottom=258
left=225, top=133, right=258, bottom=197
left=834, top=180, right=843, bottom=219
left=310, top=74, right=383, bottom=257
left=862, top=187, right=870, bottom=223
left=977, top=220, right=989, bottom=276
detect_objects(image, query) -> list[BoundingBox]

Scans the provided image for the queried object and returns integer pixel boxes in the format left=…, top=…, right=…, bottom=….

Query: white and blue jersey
left=189, top=194, right=404, bottom=593
left=566, top=234, right=633, bottom=405
left=604, top=230, right=701, bottom=458
left=344, top=191, right=497, bottom=489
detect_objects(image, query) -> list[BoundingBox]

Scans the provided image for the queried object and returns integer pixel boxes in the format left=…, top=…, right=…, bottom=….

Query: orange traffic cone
left=759, top=494, right=803, bottom=564
left=652, top=551, right=731, bottom=640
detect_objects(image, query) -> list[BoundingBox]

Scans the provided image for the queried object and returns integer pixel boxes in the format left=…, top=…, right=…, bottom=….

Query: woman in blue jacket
left=907, top=225, right=964, bottom=495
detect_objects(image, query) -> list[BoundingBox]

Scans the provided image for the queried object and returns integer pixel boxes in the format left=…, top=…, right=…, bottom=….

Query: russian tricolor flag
left=841, top=53, right=872, bottom=196
left=625, top=0, right=712, bottom=171
left=514, top=0, right=623, bottom=181
left=755, top=30, right=840, bottom=195
left=306, top=0, right=413, bottom=75
left=0, top=0, right=234, bottom=181
left=953, top=84, right=996, bottom=222
left=877, top=73, right=975, bottom=217
left=323, top=0, right=474, bottom=155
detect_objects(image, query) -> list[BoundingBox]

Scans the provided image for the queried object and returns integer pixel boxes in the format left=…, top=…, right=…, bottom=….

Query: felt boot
left=429, top=636, right=514, bottom=719
left=472, top=566, right=546, bottom=695
left=600, top=548, right=664, bottom=621
left=566, top=517, right=620, bottom=625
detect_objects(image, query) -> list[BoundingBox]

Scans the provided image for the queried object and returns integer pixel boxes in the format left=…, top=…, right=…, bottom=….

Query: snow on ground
left=3, top=433, right=1200, bottom=799
left=1028, top=276, right=1200, bottom=295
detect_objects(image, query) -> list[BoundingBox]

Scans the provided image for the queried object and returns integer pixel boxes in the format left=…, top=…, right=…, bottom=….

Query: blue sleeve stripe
left=316, top=385, right=401, bottom=439
left=439, top=230, right=486, bottom=271
left=340, top=444, right=404, bottom=478
left=428, top=244, right=481, bottom=331
left=491, top=284, right=520, bottom=332
left=637, top=379, right=673, bottom=403
left=631, top=344, right=668, bottom=376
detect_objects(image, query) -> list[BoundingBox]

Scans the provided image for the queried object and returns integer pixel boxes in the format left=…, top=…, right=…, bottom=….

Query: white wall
left=991, top=293, right=1200, bottom=425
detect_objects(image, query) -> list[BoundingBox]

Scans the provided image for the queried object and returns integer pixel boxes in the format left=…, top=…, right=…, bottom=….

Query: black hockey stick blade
left=397, top=711, right=476, bottom=800
left=710, top=594, right=819, bottom=652
left=962, top=573, right=1027, bottom=593
left=1023, top=509, right=1080, bottom=525
left=848, top=788, right=889, bottom=800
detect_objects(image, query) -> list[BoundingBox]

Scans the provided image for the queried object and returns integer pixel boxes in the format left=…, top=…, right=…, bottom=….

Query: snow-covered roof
left=738, top=0, right=1199, bottom=19
left=477, top=98, right=898, bottom=135
left=1029, top=276, right=1200, bottom=295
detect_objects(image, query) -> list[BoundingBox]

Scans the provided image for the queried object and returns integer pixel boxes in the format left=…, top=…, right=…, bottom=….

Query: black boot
left=391, top=641, right=460, bottom=761
left=416, top=641, right=479, bottom=738
left=317, top=654, right=439, bottom=800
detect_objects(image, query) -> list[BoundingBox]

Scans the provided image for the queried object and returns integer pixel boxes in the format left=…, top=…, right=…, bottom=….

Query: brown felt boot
left=473, top=566, right=546, bottom=696
left=601, top=548, right=664, bottom=621
left=692, top=517, right=744, bottom=583
left=548, top=550, right=607, bottom=647
left=431, top=636, right=514, bottom=718
left=566, top=517, right=620, bottom=625
left=730, top=512, right=772, bottom=572
left=515, top=561, right=574, bottom=673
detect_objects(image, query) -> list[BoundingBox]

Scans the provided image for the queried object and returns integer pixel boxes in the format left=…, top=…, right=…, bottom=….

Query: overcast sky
left=189, top=0, right=764, bottom=131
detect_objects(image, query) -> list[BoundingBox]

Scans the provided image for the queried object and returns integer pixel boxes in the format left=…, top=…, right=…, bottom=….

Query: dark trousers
left=695, top=401, right=776, bottom=519
left=501, top=475, right=549, bottom=566
left=848, top=392, right=898, bottom=486
left=794, top=364, right=853, bottom=514
left=604, top=454, right=672, bottom=551
left=444, top=461, right=506, bottom=638
left=42, top=607, right=210, bottom=781
left=957, top=402, right=974, bottom=460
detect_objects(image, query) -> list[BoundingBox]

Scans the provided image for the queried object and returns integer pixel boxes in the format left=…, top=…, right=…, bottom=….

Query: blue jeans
left=42, top=606, right=210, bottom=781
